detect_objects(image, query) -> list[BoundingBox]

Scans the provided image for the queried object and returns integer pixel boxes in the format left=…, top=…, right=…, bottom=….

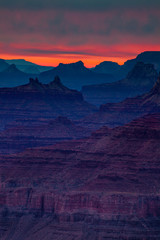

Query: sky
left=0, top=0, right=160, bottom=67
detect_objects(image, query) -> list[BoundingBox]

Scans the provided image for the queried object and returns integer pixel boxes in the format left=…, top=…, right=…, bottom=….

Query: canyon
left=0, top=54, right=160, bottom=239
left=0, top=113, right=160, bottom=239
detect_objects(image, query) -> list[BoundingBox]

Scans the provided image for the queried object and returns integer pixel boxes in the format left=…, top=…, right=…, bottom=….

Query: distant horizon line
left=1, top=50, right=160, bottom=68
left=1, top=55, right=129, bottom=68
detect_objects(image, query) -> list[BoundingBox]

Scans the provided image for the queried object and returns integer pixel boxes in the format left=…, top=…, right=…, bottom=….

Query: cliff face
left=0, top=77, right=96, bottom=129
left=81, top=73, right=160, bottom=130
left=123, top=51, right=160, bottom=72
left=82, top=62, right=158, bottom=105
left=0, top=116, right=90, bottom=154
left=0, top=113, right=160, bottom=239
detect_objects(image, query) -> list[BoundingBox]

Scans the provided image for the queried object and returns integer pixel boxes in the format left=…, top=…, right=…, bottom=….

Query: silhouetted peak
left=127, top=62, right=158, bottom=79
left=48, top=76, right=65, bottom=89
left=27, top=78, right=44, bottom=90
left=48, top=76, right=69, bottom=91
left=74, top=60, right=84, bottom=67
left=96, top=61, right=119, bottom=67
left=93, top=61, right=120, bottom=74
left=58, top=61, right=84, bottom=69
left=71, top=61, right=85, bottom=69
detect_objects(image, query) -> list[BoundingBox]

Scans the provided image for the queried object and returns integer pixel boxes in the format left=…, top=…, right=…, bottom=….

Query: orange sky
left=1, top=43, right=160, bottom=68
left=1, top=54, right=128, bottom=67
left=0, top=6, right=160, bottom=68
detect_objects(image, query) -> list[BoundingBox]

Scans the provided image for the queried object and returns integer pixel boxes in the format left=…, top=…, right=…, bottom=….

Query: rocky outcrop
left=0, top=77, right=96, bottom=129
left=82, top=62, right=158, bottom=105
left=0, top=113, right=160, bottom=239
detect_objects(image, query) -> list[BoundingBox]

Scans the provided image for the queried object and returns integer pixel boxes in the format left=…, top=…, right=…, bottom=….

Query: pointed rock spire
left=27, top=78, right=44, bottom=91
left=49, top=76, right=67, bottom=90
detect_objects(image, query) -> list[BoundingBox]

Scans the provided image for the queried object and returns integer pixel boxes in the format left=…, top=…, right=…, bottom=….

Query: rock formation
left=91, top=51, right=160, bottom=81
left=82, top=62, right=158, bottom=105
left=0, top=77, right=96, bottom=129
left=0, top=113, right=160, bottom=239
left=92, top=61, right=121, bottom=75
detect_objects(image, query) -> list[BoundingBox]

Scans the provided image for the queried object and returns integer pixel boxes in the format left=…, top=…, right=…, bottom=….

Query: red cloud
left=0, top=8, right=160, bottom=67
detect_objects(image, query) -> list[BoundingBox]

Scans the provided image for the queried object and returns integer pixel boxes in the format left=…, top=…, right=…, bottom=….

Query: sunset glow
left=1, top=42, right=160, bottom=68
left=0, top=2, right=159, bottom=67
left=1, top=54, right=127, bottom=67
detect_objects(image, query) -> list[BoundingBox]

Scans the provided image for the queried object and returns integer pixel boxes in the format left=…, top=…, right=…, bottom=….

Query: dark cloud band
left=0, top=0, right=160, bottom=10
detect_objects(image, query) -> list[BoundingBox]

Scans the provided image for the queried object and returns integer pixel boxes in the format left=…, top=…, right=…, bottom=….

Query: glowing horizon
left=1, top=54, right=129, bottom=68
left=0, top=2, right=160, bottom=68
left=1, top=46, right=160, bottom=68
left=1, top=54, right=159, bottom=69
